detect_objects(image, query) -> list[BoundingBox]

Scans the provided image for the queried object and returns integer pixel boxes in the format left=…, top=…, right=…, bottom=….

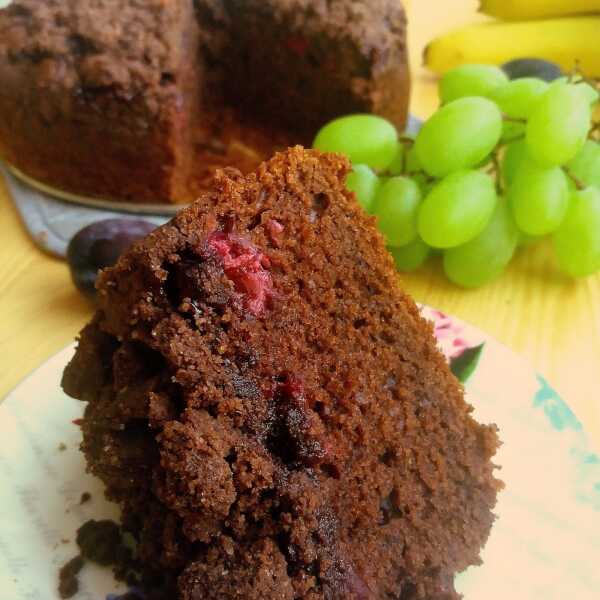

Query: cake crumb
left=80, top=492, right=92, bottom=505
left=77, top=519, right=122, bottom=566
left=58, top=555, right=84, bottom=599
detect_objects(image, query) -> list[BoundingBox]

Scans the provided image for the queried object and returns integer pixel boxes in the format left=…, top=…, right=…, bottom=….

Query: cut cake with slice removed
left=0, top=0, right=409, bottom=204
left=62, top=146, right=501, bottom=599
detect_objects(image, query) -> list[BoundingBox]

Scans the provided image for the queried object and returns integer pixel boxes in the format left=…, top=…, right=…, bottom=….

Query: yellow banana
left=425, top=17, right=600, bottom=77
left=480, top=0, right=600, bottom=20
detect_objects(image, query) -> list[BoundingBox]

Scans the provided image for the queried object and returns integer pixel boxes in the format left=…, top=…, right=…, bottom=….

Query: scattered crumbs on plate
left=58, top=442, right=67, bottom=451
left=80, top=492, right=92, bottom=505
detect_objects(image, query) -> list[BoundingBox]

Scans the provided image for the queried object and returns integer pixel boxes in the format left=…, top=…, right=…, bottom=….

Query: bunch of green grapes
left=313, top=64, right=600, bottom=287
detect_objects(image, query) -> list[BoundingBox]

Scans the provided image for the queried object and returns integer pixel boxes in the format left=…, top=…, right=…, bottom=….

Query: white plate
left=1, top=307, right=599, bottom=599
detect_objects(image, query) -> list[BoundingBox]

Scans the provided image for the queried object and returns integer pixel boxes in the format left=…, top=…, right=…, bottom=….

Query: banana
left=425, top=17, right=600, bottom=77
left=480, top=0, right=600, bottom=20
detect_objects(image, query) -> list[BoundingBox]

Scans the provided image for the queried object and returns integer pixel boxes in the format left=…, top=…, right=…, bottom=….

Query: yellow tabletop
left=0, top=1, right=598, bottom=446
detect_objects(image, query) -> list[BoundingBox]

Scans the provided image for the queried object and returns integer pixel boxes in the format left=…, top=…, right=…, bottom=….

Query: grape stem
left=492, top=152, right=504, bottom=195
left=563, top=166, right=585, bottom=191
left=483, top=149, right=504, bottom=195
left=570, top=61, right=600, bottom=91
left=405, top=169, right=436, bottom=185
left=501, top=115, right=526, bottom=124
left=399, top=136, right=415, bottom=147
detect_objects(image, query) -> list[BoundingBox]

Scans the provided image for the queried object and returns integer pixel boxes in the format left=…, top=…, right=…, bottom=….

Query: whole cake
left=0, top=0, right=409, bottom=204
left=62, top=147, right=500, bottom=599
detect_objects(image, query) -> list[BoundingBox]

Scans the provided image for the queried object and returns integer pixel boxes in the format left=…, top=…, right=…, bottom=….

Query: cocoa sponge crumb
left=58, top=519, right=141, bottom=599
left=79, top=492, right=92, bottom=505
left=58, top=555, right=84, bottom=599
left=76, top=519, right=126, bottom=566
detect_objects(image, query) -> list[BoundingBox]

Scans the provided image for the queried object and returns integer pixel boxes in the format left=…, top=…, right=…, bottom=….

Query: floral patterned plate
left=0, top=307, right=599, bottom=599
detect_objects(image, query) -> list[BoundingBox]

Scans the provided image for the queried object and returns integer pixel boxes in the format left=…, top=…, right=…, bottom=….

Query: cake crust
left=63, top=147, right=500, bottom=599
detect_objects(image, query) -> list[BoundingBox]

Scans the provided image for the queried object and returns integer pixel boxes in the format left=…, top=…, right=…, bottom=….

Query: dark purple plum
left=502, top=58, right=563, bottom=82
left=67, top=219, right=156, bottom=299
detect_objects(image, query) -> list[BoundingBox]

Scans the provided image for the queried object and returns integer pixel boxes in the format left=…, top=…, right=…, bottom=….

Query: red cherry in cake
left=285, top=35, right=309, bottom=57
left=205, top=232, right=275, bottom=316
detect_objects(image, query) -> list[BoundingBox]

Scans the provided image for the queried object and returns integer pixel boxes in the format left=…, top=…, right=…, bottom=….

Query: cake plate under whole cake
left=5, top=161, right=184, bottom=215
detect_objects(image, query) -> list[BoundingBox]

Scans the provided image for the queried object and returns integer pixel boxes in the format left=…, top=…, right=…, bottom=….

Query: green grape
left=387, top=136, right=417, bottom=176
left=405, top=144, right=422, bottom=174
left=406, top=146, right=436, bottom=197
left=526, top=84, right=592, bottom=167
left=387, top=142, right=405, bottom=176
left=576, top=82, right=600, bottom=106
left=415, top=97, right=502, bottom=178
left=567, top=140, right=600, bottom=189
left=346, top=164, right=381, bottom=213
left=416, top=177, right=436, bottom=197
left=490, top=78, right=549, bottom=119
left=518, top=232, right=543, bottom=247
left=418, top=170, right=497, bottom=249
left=440, top=65, right=508, bottom=104
left=501, top=121, right=526, bottom=142
left=551, top=77, right=599, bottom=106
left=501, top=139, right=528, bottom=187
left=373, top=177, right=422, bottom=247
left=507, top=157, right=569, bottom=235
left=494, top=78, right=547, bottom=142
left=554, top=187, right=600, bottom=277
left=443, top=202, right=519, bottom=288
left=389, top=238, right=431, bottom=272
left=401, top=144, right=433, bottom=192
left=313, top=114, right=398, bottom=169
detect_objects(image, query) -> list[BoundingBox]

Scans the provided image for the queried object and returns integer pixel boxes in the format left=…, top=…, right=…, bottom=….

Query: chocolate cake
left=62, top=147, right=501, bottom=599
left=0, top=0, right=409, bottom=204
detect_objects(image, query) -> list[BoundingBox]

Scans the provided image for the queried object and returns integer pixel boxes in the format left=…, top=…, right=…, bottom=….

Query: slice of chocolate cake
left=62, top=147, right=501, bottom=599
